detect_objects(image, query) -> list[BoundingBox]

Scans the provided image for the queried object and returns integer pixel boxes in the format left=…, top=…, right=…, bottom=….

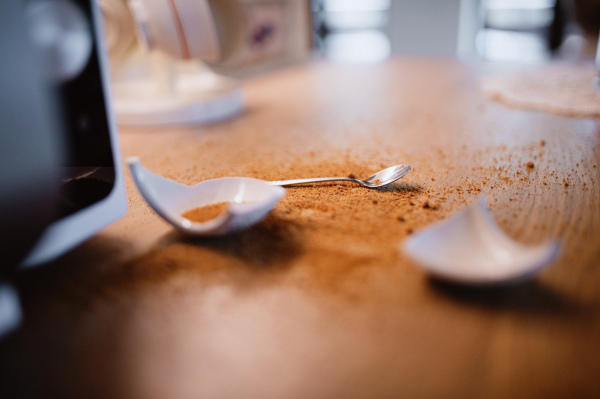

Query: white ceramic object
left=403, top=198, right=560, bottom=286
left=128, top=0, right=220, bottom=61
left=104, top=0, right=246, bottom=126
left=128, top=157, right=285, bottom=235
left=112, top=60, right=244, bottom=126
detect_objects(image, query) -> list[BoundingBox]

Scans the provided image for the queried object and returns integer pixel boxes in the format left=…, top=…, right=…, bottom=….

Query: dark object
left=548, top=0, right=567, bottom=53
left=573, top=0, right=600, bottom=36
left=0, top=0, right=127, bottom=271
left=0, top=0, right=63, bottom=273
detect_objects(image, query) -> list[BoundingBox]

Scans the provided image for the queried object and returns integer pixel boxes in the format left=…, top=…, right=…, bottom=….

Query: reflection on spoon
left=403, top=198, right=560, bottom=286
left=128, top=157, right=285, bottom=236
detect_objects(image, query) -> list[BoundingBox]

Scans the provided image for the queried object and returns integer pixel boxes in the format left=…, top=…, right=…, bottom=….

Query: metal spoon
left=268, top=164, right=411, bottom=188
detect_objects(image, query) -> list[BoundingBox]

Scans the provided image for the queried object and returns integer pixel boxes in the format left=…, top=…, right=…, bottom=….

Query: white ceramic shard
left=128, top=157, right=285, bottom=236
left=403, top=198, right=560, bottom=286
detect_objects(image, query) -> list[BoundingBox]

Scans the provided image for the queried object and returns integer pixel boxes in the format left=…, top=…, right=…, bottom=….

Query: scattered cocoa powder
left=424, top=199, right=439, bottom=210
left=123, top=156, right=460, bottom=295
left=120, top=125, right=596, bottom=298
left=182, top=202, right=229, bottom=223
left=527, top=162, right=535, bottom=169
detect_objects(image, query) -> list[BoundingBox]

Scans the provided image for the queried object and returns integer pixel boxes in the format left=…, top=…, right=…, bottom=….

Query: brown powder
left=182, top=202, right=229, bottom=223
left=527, top=162, right=535, bottom=169
left=121, top=157, right=457, bottom=297
left=424, top=199, right=439, bottom=210
left=120, top=134, right=586, bottom=299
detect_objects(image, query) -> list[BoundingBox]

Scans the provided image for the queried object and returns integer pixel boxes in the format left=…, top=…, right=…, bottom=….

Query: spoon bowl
left=363, top=165, right=412, bottom=187
left=268, top=164, right=411, bottom=188
left=128, top=157, right=285, bottom=236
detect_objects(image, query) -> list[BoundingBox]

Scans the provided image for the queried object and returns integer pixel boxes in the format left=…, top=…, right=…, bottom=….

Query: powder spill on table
left=6, top=59, right=600, bottom=399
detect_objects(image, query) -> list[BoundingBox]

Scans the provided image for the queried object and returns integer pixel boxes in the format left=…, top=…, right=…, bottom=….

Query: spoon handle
left=268, top=177, right=360, bottom=186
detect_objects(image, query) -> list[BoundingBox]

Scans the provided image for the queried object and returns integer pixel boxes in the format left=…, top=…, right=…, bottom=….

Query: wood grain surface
left=2, top=58, right=600, bottom=399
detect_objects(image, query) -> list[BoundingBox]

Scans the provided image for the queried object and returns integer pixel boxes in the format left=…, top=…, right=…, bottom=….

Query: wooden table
left=2, top=58, right=600, bottom=398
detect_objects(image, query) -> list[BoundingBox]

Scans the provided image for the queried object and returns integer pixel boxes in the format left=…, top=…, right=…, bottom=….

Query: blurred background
left=208, top=0, right=600, bottom=76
